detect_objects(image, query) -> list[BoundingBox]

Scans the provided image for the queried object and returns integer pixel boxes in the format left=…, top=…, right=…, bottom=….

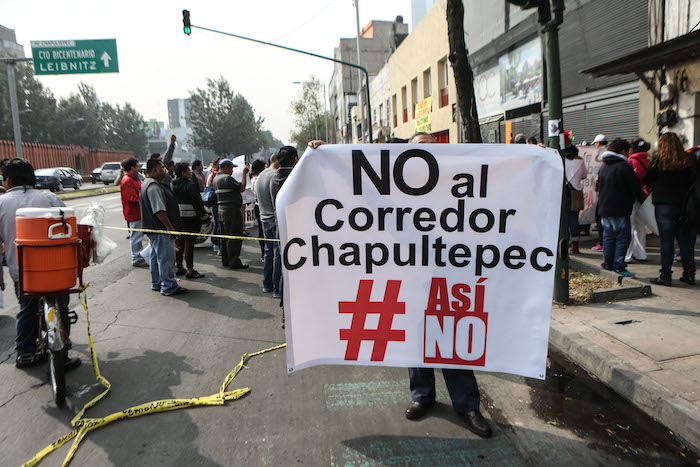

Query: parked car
left=57, top=167, right=83, bottom=188
left=90, top=168, right=102, bottom=183
left=34, top=168, right=81, bottom=192
left=100, top=162, right=122, bottom=185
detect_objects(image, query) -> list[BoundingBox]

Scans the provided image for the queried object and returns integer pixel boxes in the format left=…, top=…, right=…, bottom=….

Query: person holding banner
left=404, top=132, right=492, bottom=438
left=213, top=159, right=249, bottom=269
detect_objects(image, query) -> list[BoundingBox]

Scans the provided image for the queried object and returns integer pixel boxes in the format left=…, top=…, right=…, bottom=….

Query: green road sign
left=31, top=39, right=119, bottom=75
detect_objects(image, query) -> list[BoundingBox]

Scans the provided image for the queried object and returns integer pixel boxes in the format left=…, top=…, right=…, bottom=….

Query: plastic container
left=16, top=207, right=78, bottom=293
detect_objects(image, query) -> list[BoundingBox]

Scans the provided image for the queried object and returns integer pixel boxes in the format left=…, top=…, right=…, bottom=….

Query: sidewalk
left=553, top=231, right=700, bottom=453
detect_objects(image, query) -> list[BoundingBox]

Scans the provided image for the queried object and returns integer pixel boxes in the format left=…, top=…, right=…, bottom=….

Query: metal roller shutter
left=543, top=95, right=639, bottom=144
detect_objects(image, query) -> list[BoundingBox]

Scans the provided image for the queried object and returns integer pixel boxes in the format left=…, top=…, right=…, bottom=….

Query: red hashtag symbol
left=339, top=280, right=406, bottom=361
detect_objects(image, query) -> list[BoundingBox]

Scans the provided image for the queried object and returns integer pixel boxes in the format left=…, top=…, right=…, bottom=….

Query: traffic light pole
left=184, top=17, right=373, bottom=142
left=542, top=0, right=569, bottom=303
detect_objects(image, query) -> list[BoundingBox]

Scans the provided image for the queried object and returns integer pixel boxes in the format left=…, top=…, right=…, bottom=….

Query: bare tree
left=446, top=0, right=482, bottom=143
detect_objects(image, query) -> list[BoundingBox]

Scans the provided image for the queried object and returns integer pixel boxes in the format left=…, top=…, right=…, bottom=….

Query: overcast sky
left=2, top=0, right=412, bottom=145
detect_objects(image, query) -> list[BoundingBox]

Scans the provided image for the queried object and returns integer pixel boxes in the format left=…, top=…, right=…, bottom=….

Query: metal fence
left=0, top=140, right=134, bottom=176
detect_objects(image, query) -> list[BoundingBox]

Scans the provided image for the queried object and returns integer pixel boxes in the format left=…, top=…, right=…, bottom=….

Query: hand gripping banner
left=277, top=143, right=563, bottom=379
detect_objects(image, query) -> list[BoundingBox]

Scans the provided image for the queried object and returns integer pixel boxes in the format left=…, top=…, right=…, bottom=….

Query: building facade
left=389, top=0, right=649, bottom=144
left=0, top=25, right=24, bottom=58
left=328, top=17, right=408, bottom=143
left=389, top=0, right=456, bottom=143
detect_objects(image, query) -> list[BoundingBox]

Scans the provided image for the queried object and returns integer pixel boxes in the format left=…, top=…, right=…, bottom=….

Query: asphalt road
left=0, top=193, right=694, bottom=466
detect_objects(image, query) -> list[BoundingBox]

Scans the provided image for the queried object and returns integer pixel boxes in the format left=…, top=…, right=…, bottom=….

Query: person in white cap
left=593, top=134, right=607, bottom=148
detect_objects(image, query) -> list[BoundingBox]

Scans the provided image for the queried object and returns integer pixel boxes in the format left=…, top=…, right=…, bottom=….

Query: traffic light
left=183, top=10, right=191, bottom=35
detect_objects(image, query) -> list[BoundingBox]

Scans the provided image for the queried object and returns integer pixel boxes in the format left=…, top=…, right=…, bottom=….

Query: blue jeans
left=211, top=208, right=220, bottom=248
left=148, top=234, right=179, bottom=295
left=14, top=283, right=70, bottom=356
left=262, top=218, right=281, bottom=294
left=601, top=216, right=631, bottom=272
left=129, top=219, right=144, bottom=264
left=655, top=204, right=697, bottom=280
left=408, top=368, right=480, bottom=413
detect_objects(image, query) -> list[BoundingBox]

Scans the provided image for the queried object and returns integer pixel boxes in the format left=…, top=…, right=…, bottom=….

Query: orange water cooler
left=16, top=207, right=79, bottom=293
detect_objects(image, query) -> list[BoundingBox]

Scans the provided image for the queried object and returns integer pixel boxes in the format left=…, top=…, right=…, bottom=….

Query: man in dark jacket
left=596, top=138, right=640, bottom=275
left=213, top=159, right=249, bottom=269
left=172, top=162, right=208, bottom=279
left=139, top=158, right=187, bottom=296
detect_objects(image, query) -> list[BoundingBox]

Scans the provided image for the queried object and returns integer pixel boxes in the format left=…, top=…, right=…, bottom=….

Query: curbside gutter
left=549, top=322, right=700, bottom=455
left=570, top=257, right=652, bottom=302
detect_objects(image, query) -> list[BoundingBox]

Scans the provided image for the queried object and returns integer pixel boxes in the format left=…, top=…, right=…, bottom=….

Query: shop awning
left=581, top=29, right=700, bottom=77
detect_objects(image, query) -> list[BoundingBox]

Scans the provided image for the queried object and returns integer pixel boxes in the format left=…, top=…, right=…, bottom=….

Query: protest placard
left=276, top=143, right=562, bottom=379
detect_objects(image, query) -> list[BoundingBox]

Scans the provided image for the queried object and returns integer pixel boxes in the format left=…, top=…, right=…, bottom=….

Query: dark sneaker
left=230, top=263, right=249, bottom=270
left=164, top=287, right=188, bottom=296
left=679, top=275, right=695, bottom=285
left=15, top=352, right=37, bottom=369
left=650, top=277, right=672, bottom=287
left=615, top=269, right=635, bottom=277
left=185, top=271, right=205, bottom=279
left=132, top=259, right=148, bottom=268
left=175, top=269, right=187, bottom=276
left=64, top=357, right=81, bottom=371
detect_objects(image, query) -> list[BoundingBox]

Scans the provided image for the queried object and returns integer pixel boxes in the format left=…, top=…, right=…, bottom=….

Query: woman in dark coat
left=172, top=162, right=208, bottom=279
left=642, top=132, right=698, bottom=286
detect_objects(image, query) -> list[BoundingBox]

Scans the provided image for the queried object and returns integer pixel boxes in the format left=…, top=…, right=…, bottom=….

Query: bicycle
left=16, top=223, right=92, bottom=406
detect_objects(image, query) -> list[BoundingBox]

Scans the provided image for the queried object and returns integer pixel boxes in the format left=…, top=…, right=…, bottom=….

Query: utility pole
left=354, top=0, right=365, bottom=142
left=1, top=58, right=33, bottom=159
left=507, top=0, right=568, bottom=302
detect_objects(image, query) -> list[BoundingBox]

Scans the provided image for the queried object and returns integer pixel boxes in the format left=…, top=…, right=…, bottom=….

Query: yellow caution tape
left=104, top=225, right=278, bottom=242
left=23, top=284, right=286, bottom=467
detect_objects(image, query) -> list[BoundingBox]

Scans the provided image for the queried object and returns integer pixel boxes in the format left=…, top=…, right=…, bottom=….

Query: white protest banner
left=276, top=144, right=563, bottom=379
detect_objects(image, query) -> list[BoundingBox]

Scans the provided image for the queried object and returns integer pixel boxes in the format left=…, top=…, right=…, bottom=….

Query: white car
left=100, top=162, right=122, bottom=184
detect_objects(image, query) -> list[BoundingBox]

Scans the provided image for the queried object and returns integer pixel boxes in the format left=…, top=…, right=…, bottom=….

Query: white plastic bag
left=80, top=203, right=117, bottom=263
left=140, top=244, right=152, bottom=266
left=638, top=196, right=659, bottom=236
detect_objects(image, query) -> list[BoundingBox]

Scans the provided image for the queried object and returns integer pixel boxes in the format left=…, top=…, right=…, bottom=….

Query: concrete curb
left=549, top=321, right=700, bottom=455
left=570, top=257, right=652, bottom=301
left=57, top=187, right=119, bottom=201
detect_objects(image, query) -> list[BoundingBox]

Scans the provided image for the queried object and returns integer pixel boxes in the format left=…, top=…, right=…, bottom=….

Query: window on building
left=401, top=86, right=408, bottom=123
left=411, top=78, right=418, bottom=119
left=392, top=94, right=398, bottom=128
left=379, top=103, right=384, bottom=126
left=423, top=68, right=432, bottom=99
left=438, top=57, right=449, bottom=108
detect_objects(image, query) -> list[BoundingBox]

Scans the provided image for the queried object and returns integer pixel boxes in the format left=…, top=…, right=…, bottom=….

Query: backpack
left=202, top=185, right=217, bottom=208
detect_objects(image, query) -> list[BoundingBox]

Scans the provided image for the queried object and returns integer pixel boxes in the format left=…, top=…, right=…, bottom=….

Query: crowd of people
left=563, top=131, right=699, bottom=286
left=118, top=135, right=301, bottom=301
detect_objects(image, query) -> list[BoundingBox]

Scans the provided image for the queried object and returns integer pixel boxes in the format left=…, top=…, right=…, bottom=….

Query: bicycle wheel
left=41, top=297, right=67, bottom=406
left=49, top=349, right=66, bottom=406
